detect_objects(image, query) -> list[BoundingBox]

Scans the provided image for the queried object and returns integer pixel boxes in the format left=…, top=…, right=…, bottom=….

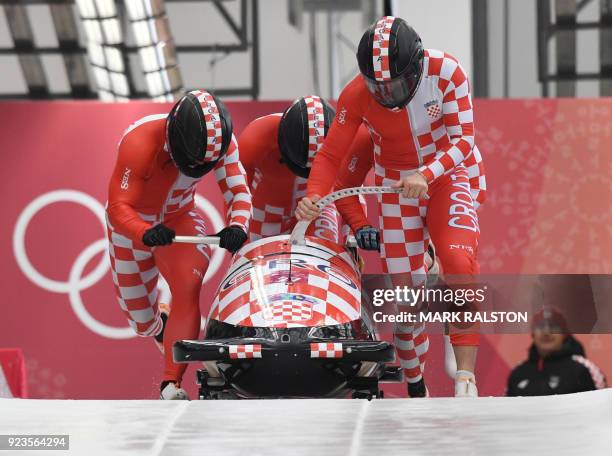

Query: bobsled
left=173, top=187, right=404, bottom=399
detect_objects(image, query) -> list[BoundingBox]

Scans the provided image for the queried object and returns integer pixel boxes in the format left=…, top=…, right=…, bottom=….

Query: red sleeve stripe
left=572, top=355, right=608, bottom=389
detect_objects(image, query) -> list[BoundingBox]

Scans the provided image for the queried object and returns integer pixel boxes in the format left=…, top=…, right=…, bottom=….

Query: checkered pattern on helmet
left=304, top=96, right=326, bottom=168
left=310, top=343, right=343, bottom=358
left=190, top=90, right=223, bottom=163
left=372, top=16, right=395, bottom=82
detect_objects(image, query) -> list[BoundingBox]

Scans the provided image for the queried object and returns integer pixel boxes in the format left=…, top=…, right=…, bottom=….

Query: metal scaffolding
left=288, top=0, right=379, bottom=99
left=0, top=0, right=260, bottom=100
left=537, top=0, right=612, bottom=96
left=3, top=3, right=51, bottom=98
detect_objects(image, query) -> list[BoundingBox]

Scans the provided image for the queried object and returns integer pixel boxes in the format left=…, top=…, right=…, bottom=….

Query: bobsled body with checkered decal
left=173, top=234, right=402, bottom=399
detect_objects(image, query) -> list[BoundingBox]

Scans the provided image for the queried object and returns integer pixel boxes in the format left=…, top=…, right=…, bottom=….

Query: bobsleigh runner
left=173, top=187, right=412, bottom=400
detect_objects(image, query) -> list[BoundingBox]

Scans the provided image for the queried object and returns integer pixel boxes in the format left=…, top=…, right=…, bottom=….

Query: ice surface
left=1, top=390, right=611, bottom=455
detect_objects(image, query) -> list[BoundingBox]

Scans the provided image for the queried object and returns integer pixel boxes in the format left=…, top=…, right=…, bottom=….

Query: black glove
left=355, top=226, right=380, bottom=251
left=216, top=226, right=247, bottom=253
left=142, top=224, right=175, bottom=247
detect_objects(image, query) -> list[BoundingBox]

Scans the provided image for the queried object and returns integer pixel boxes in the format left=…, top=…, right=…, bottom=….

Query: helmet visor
left=364, top=61, right=423, bottom=109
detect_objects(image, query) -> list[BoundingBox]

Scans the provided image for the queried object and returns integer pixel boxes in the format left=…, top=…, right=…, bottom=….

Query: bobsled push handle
left=290, top=186, right=401, bottom=246
left=174, top=235, right=220, bottom=245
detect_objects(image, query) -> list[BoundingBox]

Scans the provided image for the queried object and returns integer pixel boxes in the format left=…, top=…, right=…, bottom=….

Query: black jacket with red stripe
left=506, top=336, right=607, bottom=397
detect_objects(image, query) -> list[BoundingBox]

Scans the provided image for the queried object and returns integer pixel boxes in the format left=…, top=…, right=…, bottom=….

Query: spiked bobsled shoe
left=455, top=371, right=478, bottom=397
left=407, top=378, right=429, bottom=398
left=153, top=303, right=170, bottom=354
left=160, top=381, right=189, bottom=400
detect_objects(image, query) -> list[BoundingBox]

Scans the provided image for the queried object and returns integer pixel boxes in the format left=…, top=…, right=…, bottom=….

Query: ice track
left=2, top=390, right=611, bottom=455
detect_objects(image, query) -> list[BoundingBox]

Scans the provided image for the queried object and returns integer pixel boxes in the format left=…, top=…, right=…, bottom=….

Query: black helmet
left=278, top=95, right=335, bottom=179
left=166, top=90, right=233, bottom=178
left=357, top=16, right=424, bottom=109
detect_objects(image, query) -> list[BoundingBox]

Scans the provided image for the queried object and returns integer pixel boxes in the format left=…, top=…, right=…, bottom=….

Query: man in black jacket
left=507, top=307, right=607, bottom=396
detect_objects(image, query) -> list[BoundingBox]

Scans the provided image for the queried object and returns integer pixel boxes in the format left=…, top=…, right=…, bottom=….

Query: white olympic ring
left=68, top=238, right=133, bottom=339
left=13, top=189, right=225, bottom=340
left=13, top=190, right=108, bottom=294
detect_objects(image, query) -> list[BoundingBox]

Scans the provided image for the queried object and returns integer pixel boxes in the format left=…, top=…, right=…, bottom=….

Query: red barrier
left=0, top=348, right=28, bottom=398
left=1, top=99, right=611, bottom=399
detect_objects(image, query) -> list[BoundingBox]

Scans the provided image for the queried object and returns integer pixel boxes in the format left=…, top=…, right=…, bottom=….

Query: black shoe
left=407, top=378, right=427, bottom=398
left=154, top=311, right=168, bottom=344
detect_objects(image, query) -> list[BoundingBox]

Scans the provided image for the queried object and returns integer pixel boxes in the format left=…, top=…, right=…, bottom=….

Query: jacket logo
left=120, top=167, right=131, bottom=190
left=425, top=100, right=441, bottom=119
left=348, top=156, right=359, bottom=173
left=337, top=108, right=347, bottom=125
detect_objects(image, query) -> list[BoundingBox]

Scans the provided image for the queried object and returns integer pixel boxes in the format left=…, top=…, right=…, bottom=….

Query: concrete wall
left=392, top=0, right=473, bottom=78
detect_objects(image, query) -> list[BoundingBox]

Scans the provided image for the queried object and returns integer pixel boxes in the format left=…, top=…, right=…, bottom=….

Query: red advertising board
left=1, top=99, right=611, bottom=399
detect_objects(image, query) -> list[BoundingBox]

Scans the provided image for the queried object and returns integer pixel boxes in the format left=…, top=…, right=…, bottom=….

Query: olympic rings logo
left=12, top=189, right=225, bottom=340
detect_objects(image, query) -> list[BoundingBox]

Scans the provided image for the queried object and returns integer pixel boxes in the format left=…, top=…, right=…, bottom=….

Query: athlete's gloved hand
left=216, top=226, right=248, bottom=253
left=142, top=224, right=175, bottom=247
left=355, top=226, right=380, bottom=251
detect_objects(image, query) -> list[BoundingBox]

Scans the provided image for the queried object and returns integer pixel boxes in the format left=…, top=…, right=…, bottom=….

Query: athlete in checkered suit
left=239, top=96, right=372, bottom=243
left=332, top=135, right=486, bottom=392
left=298, top=17, right=485, bottom=397
left=106, top=90, right=252, bottom=400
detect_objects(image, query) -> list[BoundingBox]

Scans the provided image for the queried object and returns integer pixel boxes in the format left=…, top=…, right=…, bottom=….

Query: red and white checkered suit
left=238, top=113, right=339, bottom=243
left=305, top=50, right=484, bottom=381
left=307, top=49, right=480, bottom=199
left=106, top=113, right=252, bottom=385
left=107, top=210, right=210, bottom=384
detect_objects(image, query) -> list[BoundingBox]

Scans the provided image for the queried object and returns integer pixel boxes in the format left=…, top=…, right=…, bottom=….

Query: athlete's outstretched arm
left=305, top=85, right=365, bottom=199
left=214, top=135, right=252, bottom=233
left=419, top=56, right=475, bottom=183
left=106, top=133, right=154, bottom=242
left=298, top=82, right=365, bottom=221
left=333, top=128, right=374, bottom=232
